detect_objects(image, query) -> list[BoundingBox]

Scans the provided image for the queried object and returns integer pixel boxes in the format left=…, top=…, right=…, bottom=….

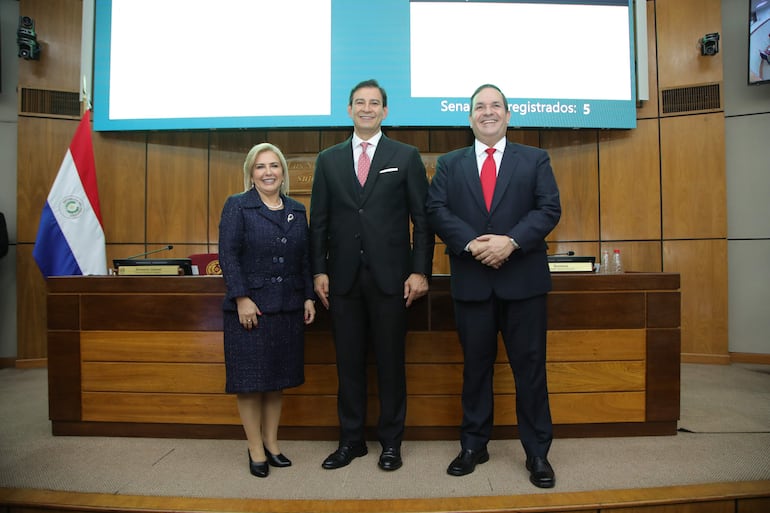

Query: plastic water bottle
left=600, top=249, right=610, bottom=274
left=612, top=249, right=623, bottom=273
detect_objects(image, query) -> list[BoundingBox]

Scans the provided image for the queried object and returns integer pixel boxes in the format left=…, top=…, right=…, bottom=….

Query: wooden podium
left=46, top=273, right=680, bottom=439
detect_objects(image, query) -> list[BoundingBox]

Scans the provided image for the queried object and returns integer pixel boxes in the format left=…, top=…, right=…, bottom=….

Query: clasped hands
left=468, top=234, right=515, bottom=269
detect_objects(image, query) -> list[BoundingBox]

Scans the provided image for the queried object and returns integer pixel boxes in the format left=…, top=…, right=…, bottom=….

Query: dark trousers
left=329, top=266, right=407, bottom=447
left=454, top=293, right=553, bottom=459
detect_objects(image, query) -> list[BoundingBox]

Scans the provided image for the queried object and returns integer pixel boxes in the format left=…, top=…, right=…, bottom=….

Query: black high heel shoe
left=248, top=449, right=269, bottom=477
left=264, top=446, right=292, bottom=467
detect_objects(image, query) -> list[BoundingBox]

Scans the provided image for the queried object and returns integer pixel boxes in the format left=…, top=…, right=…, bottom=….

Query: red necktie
left=480, top=147, right=496, bottom=211
left=357, top=142, right=370, bottom=186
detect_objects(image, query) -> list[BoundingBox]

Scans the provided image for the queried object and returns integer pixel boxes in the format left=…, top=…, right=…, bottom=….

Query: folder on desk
left=547, top=255, right=595, bottom=273
left=113, top=258, right=193, bottom=276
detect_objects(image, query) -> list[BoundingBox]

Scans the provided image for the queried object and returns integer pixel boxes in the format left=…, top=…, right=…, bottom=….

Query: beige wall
left=1, top=0, right=20, bottom=361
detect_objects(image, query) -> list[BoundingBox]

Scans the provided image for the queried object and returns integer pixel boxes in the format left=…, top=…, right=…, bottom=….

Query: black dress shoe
left=378, top=446, right=402, bottom=471
left=264, top=446, right=292, bottom=467
left=248, top=450, right=269, bottom=478
left=321, top=442, right=368, bottom=469
left=526, top=456, right=555, bottom=488
left=447, top=447, right=489, bottom=476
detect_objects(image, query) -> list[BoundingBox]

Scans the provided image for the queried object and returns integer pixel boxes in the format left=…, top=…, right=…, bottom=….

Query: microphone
left=550, top=250, right=575, bottom=257
left=126, top=245, right=174, bottom=259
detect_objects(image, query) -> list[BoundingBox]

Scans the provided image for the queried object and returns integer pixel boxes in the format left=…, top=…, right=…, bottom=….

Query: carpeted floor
left=0, top=364, right=768, bottom=500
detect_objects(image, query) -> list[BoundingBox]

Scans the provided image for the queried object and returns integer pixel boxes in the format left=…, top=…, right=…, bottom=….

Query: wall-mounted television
left=749, top=0, right=770, bottom=85
left=93, top=0, right=637, bottom=131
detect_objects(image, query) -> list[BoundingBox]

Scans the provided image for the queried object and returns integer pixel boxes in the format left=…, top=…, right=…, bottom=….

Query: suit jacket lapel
left=331, top=137, right=361, bottom=203
left=359, top=135, right=393, bottom=203
left=243, top=188, right=292, bottom=231
left=489, top=142, right=517, bottom=214
left=461, top=146, right=488, bottom=213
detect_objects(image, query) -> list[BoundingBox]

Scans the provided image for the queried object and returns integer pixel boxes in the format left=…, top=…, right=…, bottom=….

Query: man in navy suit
left=426, top=84, right=561, bottom=488
left=310, top=79, right=434, bottom=472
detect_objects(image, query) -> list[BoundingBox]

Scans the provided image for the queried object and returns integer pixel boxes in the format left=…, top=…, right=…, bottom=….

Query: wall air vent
left=19, top=88, right=81, bottom=118
left=660, top=83, right=721, bottom=115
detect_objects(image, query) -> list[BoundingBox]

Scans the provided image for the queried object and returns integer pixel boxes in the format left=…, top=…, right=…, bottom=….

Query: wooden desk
left=46, top=273, right=680, bottom=439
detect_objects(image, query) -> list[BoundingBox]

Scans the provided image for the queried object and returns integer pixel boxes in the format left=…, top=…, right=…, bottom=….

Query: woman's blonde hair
left=242, top=142, right=290, bottom=194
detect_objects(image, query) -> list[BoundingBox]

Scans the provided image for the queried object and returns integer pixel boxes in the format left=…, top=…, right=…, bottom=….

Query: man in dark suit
left=426, top=84, right=561, bottom=488
left=309, top=79, right=434, bottom=472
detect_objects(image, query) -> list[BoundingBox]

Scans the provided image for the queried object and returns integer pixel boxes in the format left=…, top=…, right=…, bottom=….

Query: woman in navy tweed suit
left=219, top=142, right=316, bottom=478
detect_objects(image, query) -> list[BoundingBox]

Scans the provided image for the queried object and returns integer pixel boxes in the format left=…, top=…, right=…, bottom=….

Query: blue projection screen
left=93, top=0, right=637, bottom=131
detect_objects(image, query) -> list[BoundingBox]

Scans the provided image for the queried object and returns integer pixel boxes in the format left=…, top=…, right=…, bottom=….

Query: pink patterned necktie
left=480, top=147, right=496, bottom=210
left=357, top=142, right=371, bottom=186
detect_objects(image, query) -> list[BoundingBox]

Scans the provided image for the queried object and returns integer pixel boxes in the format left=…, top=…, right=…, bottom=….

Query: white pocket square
left=379, top=167, right=399, bottom=174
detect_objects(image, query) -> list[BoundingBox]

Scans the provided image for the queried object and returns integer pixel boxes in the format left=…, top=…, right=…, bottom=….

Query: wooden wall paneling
left=547, top=329, right=646, bottom=361
left=81, top=392, right=239, bottom=424
left=291, top=364, right=339, bottom=395
left=636, top=0, right=660, bottom=120
left=548, top=242, right=599, bottom=262
left=598, top=241, right=663, bottom=273
left=647, top=291, right=681, bottom=329
left=387, top=129, right=431, bottom=153
left=286, top=157, right=315, bottom=196
left=542, top=130, right=600, bottom=242
left=739, top=498, right=770, bottom=513
left=80, top=294, right=222, bottom=332
left=496, top=392, right=646, bottom=425
left=646, top=328, right=681, bottom=422
left=609, top=500, right=734, bottom=513
left=320, top=129, right=350, bottom=149
left=660, top=113, right=726, bottom=239
left=655, top=0, right=724, bottom=89
left=81, top=331, right=224, bottom=362
left=46, top=274, right=678, bottom=436
left=93, top=132, right=149, bottom=244
left=421, top=153, right=439, bottom=183
left=107, top=244, right=212, bottom=268
left=105, top=244, right=147, bottom=270
left=431, top=240, right=450, bottom=276
left=47, top=294, right=79, bottom=331
left=81, top=362, right=225, bottom=393
left=265, top=130, right=320, bottom=153
left=286, top=156, right=315, bottom=213
left=548, top=292, right=646, bottom=330
left=16, top=117, right=80, bottom=242
left=304, top=332, right=339, bottom=363
left=663, top=239, right=728, bottom=360
left=283, top=395, right=348, bottom=426
left=208, top=131, right=261, bottom=247
left=15, top=245, right=47, bottom=359
left=507, top=129, right=540, bottom=147
left=405, top=332, right=462, bottom=362
left=17, top=0, right=83, bottom=91
left=599, top=119, right=662, bottom=241
left=146, top=132, right=210, bottom=244
left=47, top=331, right=82, bottom=421
left=494, top=361, right=646, bottom=394
left=429, top=129, right=473, bottom=153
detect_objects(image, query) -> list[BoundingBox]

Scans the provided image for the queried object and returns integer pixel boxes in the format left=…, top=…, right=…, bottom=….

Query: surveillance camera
left=700, top=32, right=720, bottom=56
left=17, top=15, right=41, bottom=60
